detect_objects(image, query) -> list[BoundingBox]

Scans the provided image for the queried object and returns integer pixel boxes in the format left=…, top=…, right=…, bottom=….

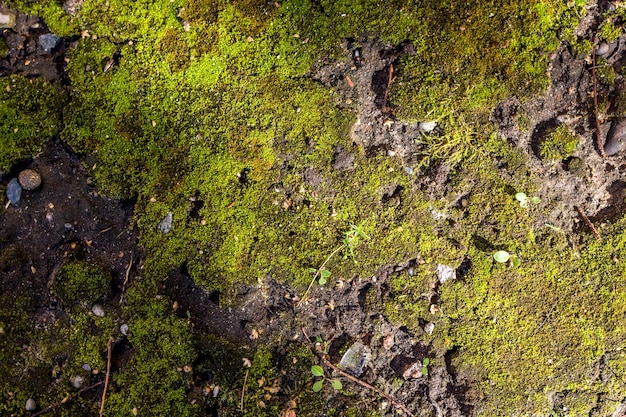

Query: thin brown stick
left=31, top=381, right=103, bottom=417
left=302, top=328, right=414, bottom=417
left=592, top=44, right=607, bottom=158
left=382, top=64, right=396, bottom=113
left=576, top=206, right=601, bottom=240
left=99, top=337, right=113, bottom=417
left=119, top=255, right=133, bottom=305
left=240, top=368, right=250, bottom=413
left=297, top=244, right=344, bottom=307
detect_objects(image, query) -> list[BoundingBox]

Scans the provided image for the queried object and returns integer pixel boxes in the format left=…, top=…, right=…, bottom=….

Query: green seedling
left=311, top=365, right=343, bottom=392
left=298, top=222, right=369, bottom=305
left=493, top=250, right=520, bottom=267
left=421, top=358, right=430, bottom=376
left=515, top=192, right=541, bottom=208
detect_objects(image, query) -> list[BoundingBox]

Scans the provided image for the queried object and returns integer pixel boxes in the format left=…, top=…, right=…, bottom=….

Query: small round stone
left=70, top=375, right=84, bottom=388
left=25, top=398, right=37, bottom=411
left=605, top=118, right=626, bottom=156
left=18, top=169, right=42, bottom=190
left=120, top=323, right=129, bottom=336
left=6, top=178, right=21, bottom=205
left=38, top=33, right=61, bottom=53
left=91, top=304, right=105, bottom=317
left=82, top=363, right=92, bottom=372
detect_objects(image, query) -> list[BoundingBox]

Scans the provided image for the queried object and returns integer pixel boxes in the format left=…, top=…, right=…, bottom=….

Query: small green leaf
left=531, top=196, right=541, bottom=204
left=312, top=380, right=324, bottom=392
left=330, top=379, right=343, bottom=390
left=515, top=192, right=528, bottom=202
left=320, top=269, right=331, bottom=279
left=318, top=277, right=327, bottom=285
left=311, top=365, right=324, bottom=377
left=512, top=257, right=521, bottom=268
left=493, top=250, right=511, bottom=263
left=422, top=358, right=430, bottom=366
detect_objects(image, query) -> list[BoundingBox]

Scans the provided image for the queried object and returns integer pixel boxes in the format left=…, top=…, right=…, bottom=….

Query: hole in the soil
left=188, top=192, right=204, bottom=221
left=357, top=283, right=373, bottom=308
left=328, top=334, right=352, bottom=363
left=530, top=118, right=575, bottom=160
left=470, top=234, right=496, bottom=252
left=381, top=184, right=403, bottom=205
left=111, top=337, right=134, bottom=373
left=389, top=354, right=417, bottom=377
left=237, top=167, right=250, bottom=185
left=444, top=347, right=474, bottom=416
left=456, top=256, right=471, bottom=279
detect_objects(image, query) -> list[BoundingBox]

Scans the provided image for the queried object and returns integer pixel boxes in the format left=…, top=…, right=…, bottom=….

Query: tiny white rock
left=402, top=362, right=423, bottom=379
left=25, top=398, right=36, bottom=411
left=120, top=323, right=129, bottom=336
left=158, top=211, right=173, bottom=234
left=91, top=304, right=105, bottom=317
left=424, top=322, right=435, bottom=335
left=71, top=375, right=84, bottom=388
left=419, top=120, right=437, bottom=133
left=437, top=264, right=456, bottom=283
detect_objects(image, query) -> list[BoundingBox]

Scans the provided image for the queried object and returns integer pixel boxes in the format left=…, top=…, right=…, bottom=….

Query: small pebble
left=437, top=264, right=456, bottom=284
left=0, top=11, right=16, bottom=29
left=605, top=118, right=626, bottom=156
left=339, top=342, right=369, bottom=377
left=419, top=120, right=437, bottom=133
left=120, top=323, right=129, bottom=336
left=25, top=398, right=36, bottom=411
left=6, top=178, right=22, bottom=206
left=91, top=304, right=105, bottom=317
left=39, top=33, right=61, bottom=53
left=424, top=322, right=435, bottom=335
left=402, top=362, right=423, bottom=379
left=383, top=334, right=394, bottom=350
left=597, top=40, right=618, bottom=58
left=70, top=375, right=84, bottom=388
left=158, top=211, right=173, bottom=233
left=18, top=169, right=42, bottom=190
left=82, top=363, right=92, bottom=372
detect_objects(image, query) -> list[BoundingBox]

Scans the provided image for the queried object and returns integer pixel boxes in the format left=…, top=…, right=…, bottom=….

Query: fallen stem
left=302, top=328, right=414, bottom=417
left=297, top=244, right=344, bottom=307
left=119, top=255, right=133, bottom=305
left=382, top=64, right=396, bottom=113
left=240, top=368, right=250, bottom=413
left=31, top=381, right=104, bottom=417
left=576, top=206, right=601, bottom=240
left=592, top=44, right=607, bottom=158
left=99, top=336, right=113, bottom=417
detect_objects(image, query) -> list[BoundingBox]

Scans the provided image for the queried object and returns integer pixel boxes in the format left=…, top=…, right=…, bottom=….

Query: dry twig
left=119, top=255, right=133, bottom=305
left=382, top=64, right=396, bottom=113
left=592, top=44, right=608, bottom=158
left=240, top=368, right=250, bottom=413
left=31, top=381, right=103, bottom=417
left=99, top=337, right=113, bottom=417
left=302, top=328, right=414, bottom=417
left=576, top=206, right=601, bottom=240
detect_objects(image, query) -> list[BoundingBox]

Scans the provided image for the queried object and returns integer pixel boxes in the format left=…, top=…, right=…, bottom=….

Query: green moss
left=0, top=75, right=64, bottom=170
left=539, top=124, right=579, bottom=161
left=53, top=260, right=111, bottom=307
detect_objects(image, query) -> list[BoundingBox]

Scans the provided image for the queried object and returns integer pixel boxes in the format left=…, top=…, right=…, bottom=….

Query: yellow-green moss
left=539, top=124, right=580, bottom=160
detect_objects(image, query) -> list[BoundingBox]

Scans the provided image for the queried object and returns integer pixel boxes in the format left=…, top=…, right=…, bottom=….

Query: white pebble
left=71, top=375, right=84, bottom=388
left=91, top=304, right=105, bottom=317
left=419, top=120, right=437, bottom=133
left=25, top=398, right=36, bottom=411
left=424, top=322, right=435, bottom=335
left=120, top=324, right=129, bottom=336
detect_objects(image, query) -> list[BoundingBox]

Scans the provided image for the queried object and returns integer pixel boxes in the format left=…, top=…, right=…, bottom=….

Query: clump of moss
left=53, top=260, right=111, bottom=307
left=0, top=75, right=64, bottom=171
left=539, top=124, right=579, bottom=160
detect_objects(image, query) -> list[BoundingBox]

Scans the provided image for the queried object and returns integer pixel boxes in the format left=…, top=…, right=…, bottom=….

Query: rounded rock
left=25, top=398, right=37, bottom=411
left=38, top=33, right=61, bottom=53
left=7, top=178, right=21, bottom=205
left=18, top=169, right=42, bottom=190
left=70, top=375, right=84, bottom=388
left=597, top=40, right=618, bottom=58
left=91, top=304, right=105, bottom=317
left=120, top=323, right=129, bottom=336
left=605, top=118, right=626, bottom=156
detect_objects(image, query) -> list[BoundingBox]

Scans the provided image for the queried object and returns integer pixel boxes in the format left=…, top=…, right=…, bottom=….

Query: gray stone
left=437, top=264, right=456, bottom=284
left=0, top=11, right=16, bottom=29
left=339, top=341, right=369, bottom=377
left=7, top=178, right=22, bottom=206
left=91, top=304, right=105, bottom=317
left=25, top=398, right=36, bottom=411
left=158, top=211, right=173, bottom=233
left=39, top=33, right=61, bottom=53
